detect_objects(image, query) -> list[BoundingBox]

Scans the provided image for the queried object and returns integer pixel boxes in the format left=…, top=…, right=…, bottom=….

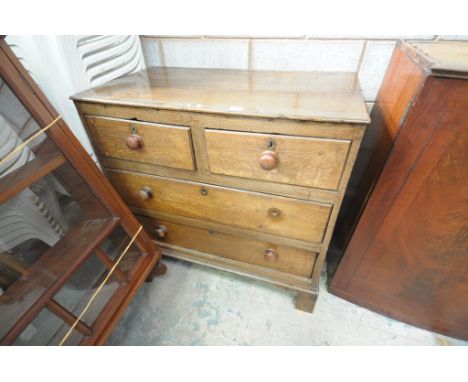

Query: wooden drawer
left=205, top=129, right=351, bottom=190
left=140, top=217, right=317, bottom=278
left=85, top=115, right=195, bottom=170
left=108, top=170, right=332, bottom=243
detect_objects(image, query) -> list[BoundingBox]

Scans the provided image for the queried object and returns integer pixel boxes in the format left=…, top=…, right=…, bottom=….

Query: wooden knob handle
left=154, top=224, right=168, bottom=238
left=259, top=151, right=278, bottom=170
left=138, top=186, right=153, bottom=200
left=125, top=134, right=142, bottom=150
left=264, top=249, right=278, bottom=263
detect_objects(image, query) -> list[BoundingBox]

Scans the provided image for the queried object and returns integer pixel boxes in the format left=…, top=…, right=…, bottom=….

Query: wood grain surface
left=140, top=216, right=317, bottom=277
left=205, top=129, right=351, bottom=190
left=71, top=67, right=370, bottom=123
left=85, top=115, right=195, bottom=170
left=107, top=170, right=332, bottom=243
left=331, top=71, right=468, bottom=340
left=72, top=64, right=368, bottom=313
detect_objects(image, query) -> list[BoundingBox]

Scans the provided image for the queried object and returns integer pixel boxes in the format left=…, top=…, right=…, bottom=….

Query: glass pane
left=52, top=250, right=119, bottom=332
left=53, top=224, right=144, bottom=332
left=0, top=77, right=113, bottom=344
left=0, top=76, right=47, bottom=163
left=12, top=307, right=84, bottom=346
left=1, top=76, right=148, bottom=345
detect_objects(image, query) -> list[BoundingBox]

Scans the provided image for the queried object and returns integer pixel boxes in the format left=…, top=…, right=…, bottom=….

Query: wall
left=140, top=35, right=468, bottom=114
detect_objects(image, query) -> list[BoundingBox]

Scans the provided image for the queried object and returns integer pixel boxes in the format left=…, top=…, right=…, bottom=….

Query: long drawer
left=140, top=216, right=317, bottom=278
left=85, top=115, right=195, bottom=171
left=205, top=129, right=351, bottom=190
left=108, top=170, right=332, bottom=243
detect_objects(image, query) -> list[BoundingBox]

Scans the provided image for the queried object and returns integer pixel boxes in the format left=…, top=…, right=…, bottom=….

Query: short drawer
left=140, top=217, right=317, bottom=278
left=205, top=129, right=351, bottom=190
left=108, top=170, right=332, bottom=243
left=85, top=115, right=195, bottom=170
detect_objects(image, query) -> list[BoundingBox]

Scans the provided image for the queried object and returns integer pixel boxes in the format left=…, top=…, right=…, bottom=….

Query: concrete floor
left=108, top=257, right=467, bottom=346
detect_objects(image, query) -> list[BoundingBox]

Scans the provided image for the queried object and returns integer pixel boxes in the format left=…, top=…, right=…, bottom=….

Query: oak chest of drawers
left=72, top=67, right=369, bottom=311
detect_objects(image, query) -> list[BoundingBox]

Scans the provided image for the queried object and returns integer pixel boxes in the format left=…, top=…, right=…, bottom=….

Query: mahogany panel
left=331, top=77, right=468, bottom=340
left=330, top=44, right=426, bottom=267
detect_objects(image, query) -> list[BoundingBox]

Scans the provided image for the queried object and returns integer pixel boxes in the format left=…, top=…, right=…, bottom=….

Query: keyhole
left=268, top=207, right=282, bottom=219
left=266, top=138, right=276, bottom=150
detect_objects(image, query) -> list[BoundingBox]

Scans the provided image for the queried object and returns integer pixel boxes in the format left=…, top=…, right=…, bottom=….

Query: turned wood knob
left=125, top=134, right=142, bottom=150
left=259, top=151, right=278, bottom=170
left=154, top=224, right=168, bottom=238
left=264, top=249, right=278, bottom=263
left=138, top=186, right=153, bottom=200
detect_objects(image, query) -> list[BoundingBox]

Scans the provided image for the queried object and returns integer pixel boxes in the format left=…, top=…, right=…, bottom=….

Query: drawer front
left=108, top=170, right=332, bottom=243
left=140, top=217, right=317, bottom=277
left=205, top=129, right=351, bottom=190
left=85, top=115, right=195, bottom=170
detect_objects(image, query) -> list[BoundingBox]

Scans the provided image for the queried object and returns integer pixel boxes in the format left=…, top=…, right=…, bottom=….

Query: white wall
left=140, top=35, right=468, bottom=112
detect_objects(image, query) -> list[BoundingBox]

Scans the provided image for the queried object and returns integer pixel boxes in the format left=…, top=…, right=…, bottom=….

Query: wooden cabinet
left=331, top=41, right=468, bottom=340
left=73, top=67, right=369, bottom=311
left=0, top=39, right=162, bottom=345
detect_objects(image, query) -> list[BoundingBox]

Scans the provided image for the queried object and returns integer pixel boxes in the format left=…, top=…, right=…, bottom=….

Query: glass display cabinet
left=0, top=37, right=164, bottom=345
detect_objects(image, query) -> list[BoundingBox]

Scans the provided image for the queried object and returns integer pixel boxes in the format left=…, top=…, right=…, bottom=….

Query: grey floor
left=108, top=257, right=467, bottom=346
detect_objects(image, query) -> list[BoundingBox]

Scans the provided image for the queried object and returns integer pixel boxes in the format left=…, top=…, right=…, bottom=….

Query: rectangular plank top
left=404, top=41, right=468, bottom=78
left=71, top=67, right=370, bottom=124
